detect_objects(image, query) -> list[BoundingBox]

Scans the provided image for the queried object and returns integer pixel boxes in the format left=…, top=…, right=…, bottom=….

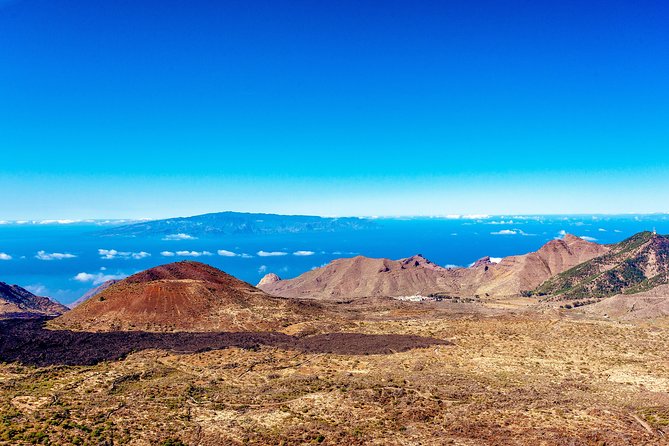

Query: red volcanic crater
left=52, top=261, right=322, bottom=332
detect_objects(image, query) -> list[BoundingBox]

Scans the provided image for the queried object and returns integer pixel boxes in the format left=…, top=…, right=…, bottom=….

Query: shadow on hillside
left=0, top=318, right=450, bottom=367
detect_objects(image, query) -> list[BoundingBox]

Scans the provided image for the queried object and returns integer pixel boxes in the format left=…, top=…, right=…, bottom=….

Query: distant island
left=97, top=211, right=377, bottom=237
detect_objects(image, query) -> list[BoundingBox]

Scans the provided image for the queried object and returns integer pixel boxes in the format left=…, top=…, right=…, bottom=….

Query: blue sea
left=2, top=214, right=669, bottom=305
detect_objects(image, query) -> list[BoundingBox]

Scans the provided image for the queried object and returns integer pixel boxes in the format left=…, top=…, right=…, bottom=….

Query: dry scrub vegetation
left=2, top=310, right=669, bottom=445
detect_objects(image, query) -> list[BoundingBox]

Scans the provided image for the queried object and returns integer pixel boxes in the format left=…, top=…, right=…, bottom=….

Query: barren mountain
left=0, top=282, right=68, bottom=318
left=259, top=254, right=460, bottom=300
left=51, top=261, right=322, bottom=332
left=534, top=231, right=669, bottom=300
left=475, top=234, right=611, bottom=296
left=259, top=235, right=608, bottom=299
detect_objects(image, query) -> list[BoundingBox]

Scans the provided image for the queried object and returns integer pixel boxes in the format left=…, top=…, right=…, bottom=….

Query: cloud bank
left=161, top=250, right=213, bottom=257
left=73, top=271, right=127, bottom=285
left=257, top=251, right=288, bottom=257
left=162, top=233, right=197, bottom=241
left=216, top=250, right=252, bottom=258
left=99, top=249, right=151, bottom=260
left=293, top=250, right=315, bottom=256
left=491, top=229, right=533, bottom=236
left=35, top=250, right=77, bottom=261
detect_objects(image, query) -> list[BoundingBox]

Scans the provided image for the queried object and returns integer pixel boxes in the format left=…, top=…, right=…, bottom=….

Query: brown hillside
left=51, top=261, right=322, bottom=332
left=259, top=254, right=461, bottom=300
left=260, top=235, right=609, bottom=299
left=474, top=234, right=610, bottom=296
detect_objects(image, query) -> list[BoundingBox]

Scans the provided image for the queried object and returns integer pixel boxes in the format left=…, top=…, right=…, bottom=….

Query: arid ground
left=2, top=299, right=669, bottom=445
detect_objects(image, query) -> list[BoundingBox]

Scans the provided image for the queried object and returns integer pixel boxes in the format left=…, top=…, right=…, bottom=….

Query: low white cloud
left=98, top=249, right=151, bottom=260
left=175, top=250, right=213, bottom=257
left=331, top=251, right=358, bottom=256
left=491, top=229, right=534, bottom=236
left=488, top=220, right=516, bottom=225
left=614, top=229, right=622, bottom=233
left=161, top=251, right=176, bottom=257
left=35, top=250, right=77, bottom=261
left=0, top=253, right=12, bottom=260
left=258, top=265, right=268, bottom=273
left=257, top=250, right=288, bottom=257
left=491, top=229, right=517, bottom=235
left=215, top=249, right=252, bottom=258
left=598, top=228, right=607, bottom=232
left=39, top=219, right=81, bottom=225
left=464, top=214, right=490, bottom=219
left=578, top=235, right=598, bottom=242
left=73, top=271, right=127, bottom=285
left=162, top=233, right=197, bottom=241
left=293, top=250, right=315, bottom=256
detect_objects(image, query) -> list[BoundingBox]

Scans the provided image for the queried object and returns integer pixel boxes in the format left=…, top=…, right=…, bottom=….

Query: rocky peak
left=400, top=254, right=444, bottom=271
left=257, top=273, right=282, bottom=287
left=562, top=234, right=585, bottom=244
left=470, top=256, right=494, bottom=268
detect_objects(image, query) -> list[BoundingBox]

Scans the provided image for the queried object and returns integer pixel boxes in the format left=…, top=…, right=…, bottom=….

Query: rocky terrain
left=1, top=307, right=668, bottom=445
left=98, top=211, right=376, bottom=237
left=0, top=282, right=68, bottom=319
left=259, top=234, right=609, bottom=299
left=583, top=283, right=669, bottom=320
left=51, top=261, right=324, bottom=332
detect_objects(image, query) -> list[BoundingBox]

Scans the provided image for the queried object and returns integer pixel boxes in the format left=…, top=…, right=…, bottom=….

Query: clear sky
left=1, top=0, right=668, bottom=219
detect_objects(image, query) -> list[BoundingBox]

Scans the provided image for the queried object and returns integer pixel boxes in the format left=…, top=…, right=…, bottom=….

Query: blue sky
left=1, top=0, right=668, bottom=219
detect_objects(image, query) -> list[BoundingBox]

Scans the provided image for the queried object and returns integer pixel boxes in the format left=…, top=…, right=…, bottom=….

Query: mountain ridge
left=0, top=282, right=69, bottom=318
left=259, top=234, right=609, bottom=299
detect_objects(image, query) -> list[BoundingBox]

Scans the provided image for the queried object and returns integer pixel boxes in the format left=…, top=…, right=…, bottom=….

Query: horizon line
left=2, top=211, right=669, bottom=224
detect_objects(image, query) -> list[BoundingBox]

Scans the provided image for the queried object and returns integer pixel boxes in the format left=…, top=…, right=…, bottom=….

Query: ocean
left=1, top=214, right=669, bottom=305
